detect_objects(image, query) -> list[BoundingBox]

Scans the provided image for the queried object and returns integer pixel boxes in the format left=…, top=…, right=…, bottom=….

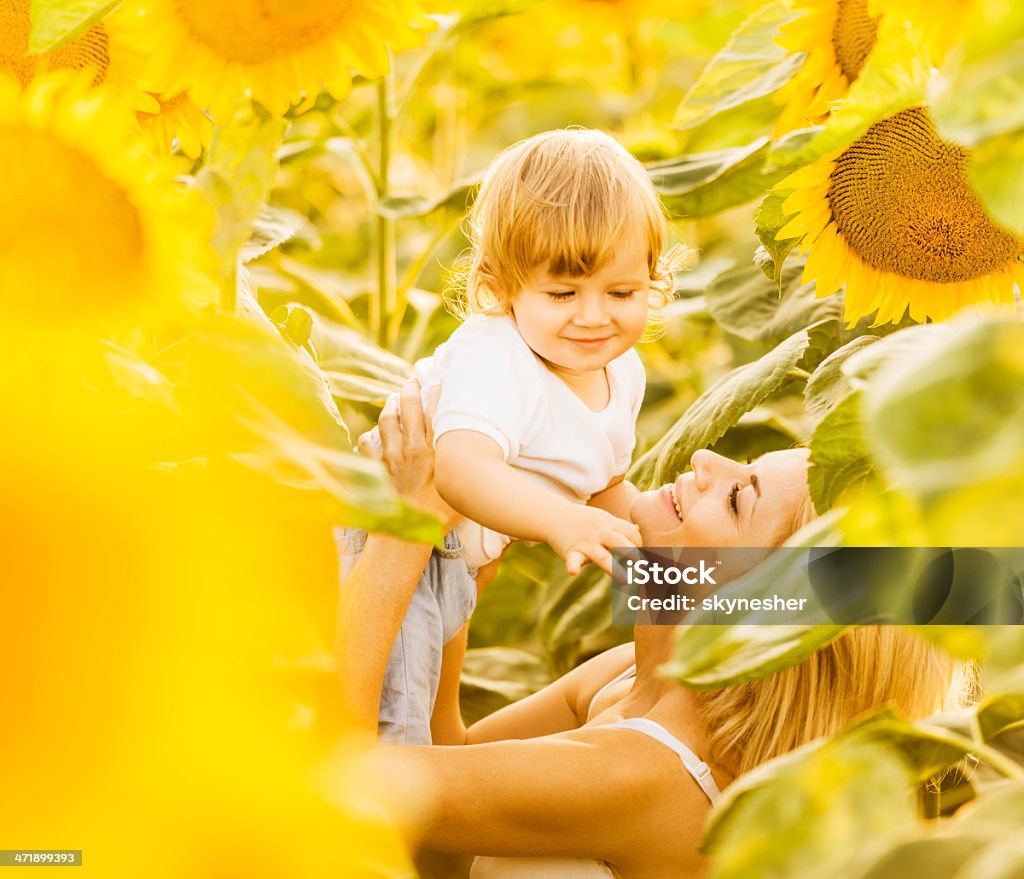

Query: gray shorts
left=335, top=527, right=477, bottom=744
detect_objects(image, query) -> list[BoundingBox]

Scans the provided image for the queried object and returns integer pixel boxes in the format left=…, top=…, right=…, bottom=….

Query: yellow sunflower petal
left=113, top=0, right=432, bottom=118
left=0, top=72, right=216, bottom=329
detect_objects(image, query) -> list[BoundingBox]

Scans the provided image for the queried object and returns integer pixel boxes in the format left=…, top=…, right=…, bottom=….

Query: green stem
left=786, top=367, right=812, bottom=382
left=375, top=70, right=396, bottom=347
left=221, top=262, right=238, bottom=314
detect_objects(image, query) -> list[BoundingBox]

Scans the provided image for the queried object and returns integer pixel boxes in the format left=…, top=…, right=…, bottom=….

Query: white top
left=415, top=315, right=646, bottom=570
left=471, top=664, right=720, bottom=879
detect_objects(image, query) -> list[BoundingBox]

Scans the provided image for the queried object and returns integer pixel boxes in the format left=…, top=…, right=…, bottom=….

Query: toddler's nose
left=574, top=294, right=609, bottom=326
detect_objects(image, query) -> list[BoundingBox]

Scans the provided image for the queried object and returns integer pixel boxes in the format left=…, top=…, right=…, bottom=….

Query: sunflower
left=866, top=0, right=970, bottom=63
left=774, top=0, right=881, bottom=133
left=137, top=90, right=212, bottom=158
left=0, top=73, right=217, bottom=329
left=776, top=107, right=1024, bottom=326
left=112, top=0, right=433, bottom=119
left=0, top=0, right=152, bottom=106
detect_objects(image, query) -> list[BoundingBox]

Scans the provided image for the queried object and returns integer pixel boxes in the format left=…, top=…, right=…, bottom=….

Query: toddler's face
left=508, top=238, right=651, bottom=376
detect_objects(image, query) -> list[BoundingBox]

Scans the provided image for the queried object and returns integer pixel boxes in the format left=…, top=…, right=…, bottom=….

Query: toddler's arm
left=588, top=475, right=639, bottom=522
left=435, top=430, right=641, bottom=575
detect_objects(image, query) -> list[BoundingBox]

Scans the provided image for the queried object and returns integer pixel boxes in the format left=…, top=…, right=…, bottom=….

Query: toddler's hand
left=550, top=505, right=642, bottom=576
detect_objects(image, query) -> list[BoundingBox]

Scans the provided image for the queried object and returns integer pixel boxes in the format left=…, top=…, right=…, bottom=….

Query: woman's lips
left=661, top=484, right=684, bottom=521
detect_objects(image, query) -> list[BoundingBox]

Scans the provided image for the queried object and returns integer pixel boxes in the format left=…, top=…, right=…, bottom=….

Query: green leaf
left=768, top=23, right=931, bottom=169
left=539, top=565, right=611, bottom=656
left=667, top=624, right=846, bottom=690
left=840, top=323, right=949, bottom=389
left=966, top=130, right=1024, bottom=236
left=703, top=254, right=841, bottom=343
left=198, top=104, right=288, bottom=296
left=847, top=836, right=987, bottom=879
left=325, top=371, right=403, bottom=405
left=672, top=2, right=800, bottom=136
left=629, top=329, right=811, bottom=488
left=242, top=205, right=320, bottom=264
left=28, top=0, right=120, bottom=54
left=864, top=319, right=1024, bottom=495
left=808, top=391, right=873, bottom=513
left=650, top=139, right=792, bottom=217
left=310, top=313, right=411, bottom=386
left=377, top=174, right=480, bottom=220
left=977, top=693, right=1024, bottom=742
left=754, top=187, right=801, bottom=286
left=704, top=733, right=915, bottom=879
left=459, top=647, right=550, bottom=725
left=156, top=315, right=439, bottom=541
left=842, top=710, right=979, bottom=784
left=804, top=335, right=879, bottom=423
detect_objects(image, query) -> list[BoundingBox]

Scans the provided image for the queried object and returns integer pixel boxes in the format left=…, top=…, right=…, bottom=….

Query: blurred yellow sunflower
left=866, top=0, right=970, bottom=63
left=0, top=73, right=217, bottom=329
left=776, top=107, right=1024, bottom=326
left=112, top=0, right=433, bottom=118
left=774, top=0, right=881, bottom=133
left=137, top=90, right=212, bottom=158
left=0, top=0, right=151, bottom=105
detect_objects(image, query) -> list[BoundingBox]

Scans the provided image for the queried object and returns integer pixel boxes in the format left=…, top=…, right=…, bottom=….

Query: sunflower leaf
left=703, top=254, right=840, bottom=343
left=667, top=624, right=847, bottom=693
left=198, top=104, right=287, bottom=305
left=650, top=138, right=792, bottom=217
left=702, top=729, right=916, bottom=879
left=754, top=187, right=801, bottom=287
left=628, top=329, right=811, bottom=489
left=28, top=0, right=121, bottom=54
left=864, top=320, right=1024, bottom=495
left=671, top=1, right=800, bottom=140
left=804, top=335, right=879, bottom=423
left=808, top=391, right=874, bottom=514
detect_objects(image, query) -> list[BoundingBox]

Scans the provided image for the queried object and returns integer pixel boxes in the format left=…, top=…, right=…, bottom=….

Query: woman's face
left=628, top=448, right=812, bottom=548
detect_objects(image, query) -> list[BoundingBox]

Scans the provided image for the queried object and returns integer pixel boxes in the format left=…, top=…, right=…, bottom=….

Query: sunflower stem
left=374, top=70, right=397, bottom=347
left=222, top=262, right=237, bottom=314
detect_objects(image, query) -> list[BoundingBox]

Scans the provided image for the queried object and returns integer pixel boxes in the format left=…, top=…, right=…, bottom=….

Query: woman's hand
left=363, top=380, right=459, bottom=532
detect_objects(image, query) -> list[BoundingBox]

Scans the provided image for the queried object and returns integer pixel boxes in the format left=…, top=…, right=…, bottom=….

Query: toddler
left=420, top=128, right=675, bottom=573
left=339, top=128, right=676, bottom=743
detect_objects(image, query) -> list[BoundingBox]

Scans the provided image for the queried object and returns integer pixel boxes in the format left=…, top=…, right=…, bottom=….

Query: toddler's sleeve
left=626, top=349, right=647, bottom=426
left=431, top=337, right=543, bottom=460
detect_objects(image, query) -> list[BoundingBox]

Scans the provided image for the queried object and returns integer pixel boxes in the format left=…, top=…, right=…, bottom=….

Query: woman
left=356, top=391, right=964, bottom=878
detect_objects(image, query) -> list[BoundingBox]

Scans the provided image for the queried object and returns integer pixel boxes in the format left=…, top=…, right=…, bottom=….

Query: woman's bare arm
left=369, top=726, right=708, bottom=867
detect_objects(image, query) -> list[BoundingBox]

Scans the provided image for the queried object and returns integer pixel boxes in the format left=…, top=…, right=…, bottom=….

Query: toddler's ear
left=478, top=260, right=511, bottom=308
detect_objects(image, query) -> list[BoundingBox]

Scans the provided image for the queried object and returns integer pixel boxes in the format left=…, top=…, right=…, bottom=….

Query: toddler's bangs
left=456, top=129, right=674, bottom=317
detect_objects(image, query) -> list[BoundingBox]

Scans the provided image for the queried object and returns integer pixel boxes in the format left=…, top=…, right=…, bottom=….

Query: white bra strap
left=602, top=717, right=721, bottom=805
left=586, top=664, right=637, bottom=721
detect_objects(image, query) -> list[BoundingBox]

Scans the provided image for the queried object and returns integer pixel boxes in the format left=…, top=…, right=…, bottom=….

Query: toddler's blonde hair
left=451, top=128, right=678, bottom=320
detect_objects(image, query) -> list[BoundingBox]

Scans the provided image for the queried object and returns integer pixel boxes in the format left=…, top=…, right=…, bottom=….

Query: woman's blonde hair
left=696, top=627, right=975, bottom=777
left=449, top=128, right=679, bottom=322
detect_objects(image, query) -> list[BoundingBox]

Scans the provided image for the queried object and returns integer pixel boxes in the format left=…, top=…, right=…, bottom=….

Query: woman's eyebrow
left=747, top=473, right=761, bottom=519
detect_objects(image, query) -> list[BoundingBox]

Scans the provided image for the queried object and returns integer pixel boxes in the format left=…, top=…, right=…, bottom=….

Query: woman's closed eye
left=728, top=482, right=741, bottom=516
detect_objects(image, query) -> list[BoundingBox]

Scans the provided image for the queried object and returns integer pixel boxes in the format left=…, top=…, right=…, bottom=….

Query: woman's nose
left=690, top=449, right=737, bottom=491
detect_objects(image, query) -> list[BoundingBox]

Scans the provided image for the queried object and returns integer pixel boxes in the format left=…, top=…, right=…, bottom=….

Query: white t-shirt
left=414, top=315, right=646, bottom=571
